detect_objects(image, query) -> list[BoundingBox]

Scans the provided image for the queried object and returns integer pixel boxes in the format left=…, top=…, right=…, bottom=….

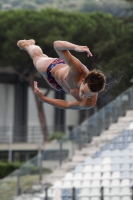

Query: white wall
left=0, top=83, right=79, bottom=142
left=0, top=83, right=79, bottom=128
left=0, top=83, right=14, bottom=127
left=27, top=87, right=55, bottom=127
left=28, top=87, right=79, bottom=128
left=66, top=93, right=79, bottom=126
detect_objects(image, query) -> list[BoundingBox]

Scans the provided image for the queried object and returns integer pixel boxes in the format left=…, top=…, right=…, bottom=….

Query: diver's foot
left=17, top=39, right=35, bottom=50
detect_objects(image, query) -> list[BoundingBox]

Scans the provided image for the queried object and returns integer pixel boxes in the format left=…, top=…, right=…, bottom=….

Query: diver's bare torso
left=42, top=59, right=89, bottom=101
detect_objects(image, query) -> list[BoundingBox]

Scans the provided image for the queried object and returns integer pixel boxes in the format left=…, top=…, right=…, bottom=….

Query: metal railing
left=0, top=86, right=133, bottom=145
left=14, top=186, right=133, bottom=200
left=0, top=125, right=69, bottom=143
left=72, top=86, right=133, bottom=142
left=0, top=139, right=79, bottom=199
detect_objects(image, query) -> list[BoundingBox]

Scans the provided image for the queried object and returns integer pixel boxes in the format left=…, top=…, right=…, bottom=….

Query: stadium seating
left=15, top=111, right=133, bottom=200
left=51, top=117, right=133, bottom=200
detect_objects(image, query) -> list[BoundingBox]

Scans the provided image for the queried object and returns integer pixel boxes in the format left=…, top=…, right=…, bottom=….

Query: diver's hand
left=75, top=45, right=93, bottom=57
left=34, top=81, right=44, bottom=100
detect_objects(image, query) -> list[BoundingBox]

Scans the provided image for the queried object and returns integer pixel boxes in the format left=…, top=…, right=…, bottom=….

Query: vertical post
left=129, top=77, right=133, bottom=109
left=100, top=187, right=104, bottom=200
left=45, top=187, right=48, bottom=200
left=54, top=91, right=65, bottom=132
left=113, top=100, right=116, bottom=123
left=17, top=170, right=21, bottom=196
left=59, top=140, right=62, bottom=166
left=13, top=80, right=27, bottom=142
left=78, top=127, right=82, bottom=150
left=102, top=108, right=106, bottom=130
left=131, top=186, right=133, bottom=200
left=38, top=145, right=42, bottom=181
left=130, top=86, right=133, bottom=109
left=95, top=112, right=99, bottom=136
left=72, top=139, right=75, bottom=157
left=72, top=187, right=76, bottom=200
left=8, top=128, right=12, bottom=162
left=115, top=100, right=118, bottom=122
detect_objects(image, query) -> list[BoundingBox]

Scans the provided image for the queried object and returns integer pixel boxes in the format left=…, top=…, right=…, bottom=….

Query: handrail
left=71, top=86, right=133, bottom=142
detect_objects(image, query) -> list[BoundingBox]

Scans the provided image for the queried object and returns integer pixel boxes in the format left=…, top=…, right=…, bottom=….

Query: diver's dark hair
left=84, top=69, right=106, bottom=92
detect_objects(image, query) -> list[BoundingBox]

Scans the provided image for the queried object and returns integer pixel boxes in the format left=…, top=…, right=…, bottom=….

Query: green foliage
left=0, top=161, right=52, bottom=178
left=0, top=9, right=83, bottom=69
left=21, top=163, right=38, bottom=175
left=0, top=9, right=120, bottom=71
left=0, top=162, right=22, bottom=178
left=21, top=163, right=52, bottom=175
left=49, top=132, right=64, bottom=141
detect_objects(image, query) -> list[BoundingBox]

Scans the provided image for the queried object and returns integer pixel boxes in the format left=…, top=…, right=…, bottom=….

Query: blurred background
left=0, top=0, right=133, bottom=200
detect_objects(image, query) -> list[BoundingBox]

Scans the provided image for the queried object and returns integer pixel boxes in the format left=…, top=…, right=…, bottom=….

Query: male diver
left=17, top=39, right=106, bottom=110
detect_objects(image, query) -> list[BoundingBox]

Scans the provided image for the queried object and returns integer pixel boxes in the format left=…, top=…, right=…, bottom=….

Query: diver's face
left=79, top=79, right=95, bottom=100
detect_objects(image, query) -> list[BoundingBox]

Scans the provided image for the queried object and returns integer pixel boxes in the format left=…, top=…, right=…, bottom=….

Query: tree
left=0, top=9, right=81, bottom=140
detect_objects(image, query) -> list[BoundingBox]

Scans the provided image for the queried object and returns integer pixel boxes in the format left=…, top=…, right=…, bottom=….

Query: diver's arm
left=34, top=81, right=96, bottom=110
left=53, top=41, right=93, bottom=75
left=54, top=41, right=93, bottom=57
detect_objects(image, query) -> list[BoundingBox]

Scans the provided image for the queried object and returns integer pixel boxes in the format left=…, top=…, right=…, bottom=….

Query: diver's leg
left=17, top=39, right=56, bottom=75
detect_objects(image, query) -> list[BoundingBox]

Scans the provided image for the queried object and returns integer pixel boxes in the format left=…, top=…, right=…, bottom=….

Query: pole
left=101, top=187, right=104, bottom=200
left=78, top=127, right=82, bottom=151
left=129, top=77, right=133, bottom=109
left=131, top=186, right=133, bottom=200
left=38, top=145, right=43, bottom=182
left=45, top=187, right=48, bottom=200
left=17, top=170, right=21, bottom=196
left=8, top=127, right=12, bottom=162
left=131, top=86, right=133, bottom=109
left=72, top=187, right=76, bottom=200
left=59, top=140, right=62, bottom=166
